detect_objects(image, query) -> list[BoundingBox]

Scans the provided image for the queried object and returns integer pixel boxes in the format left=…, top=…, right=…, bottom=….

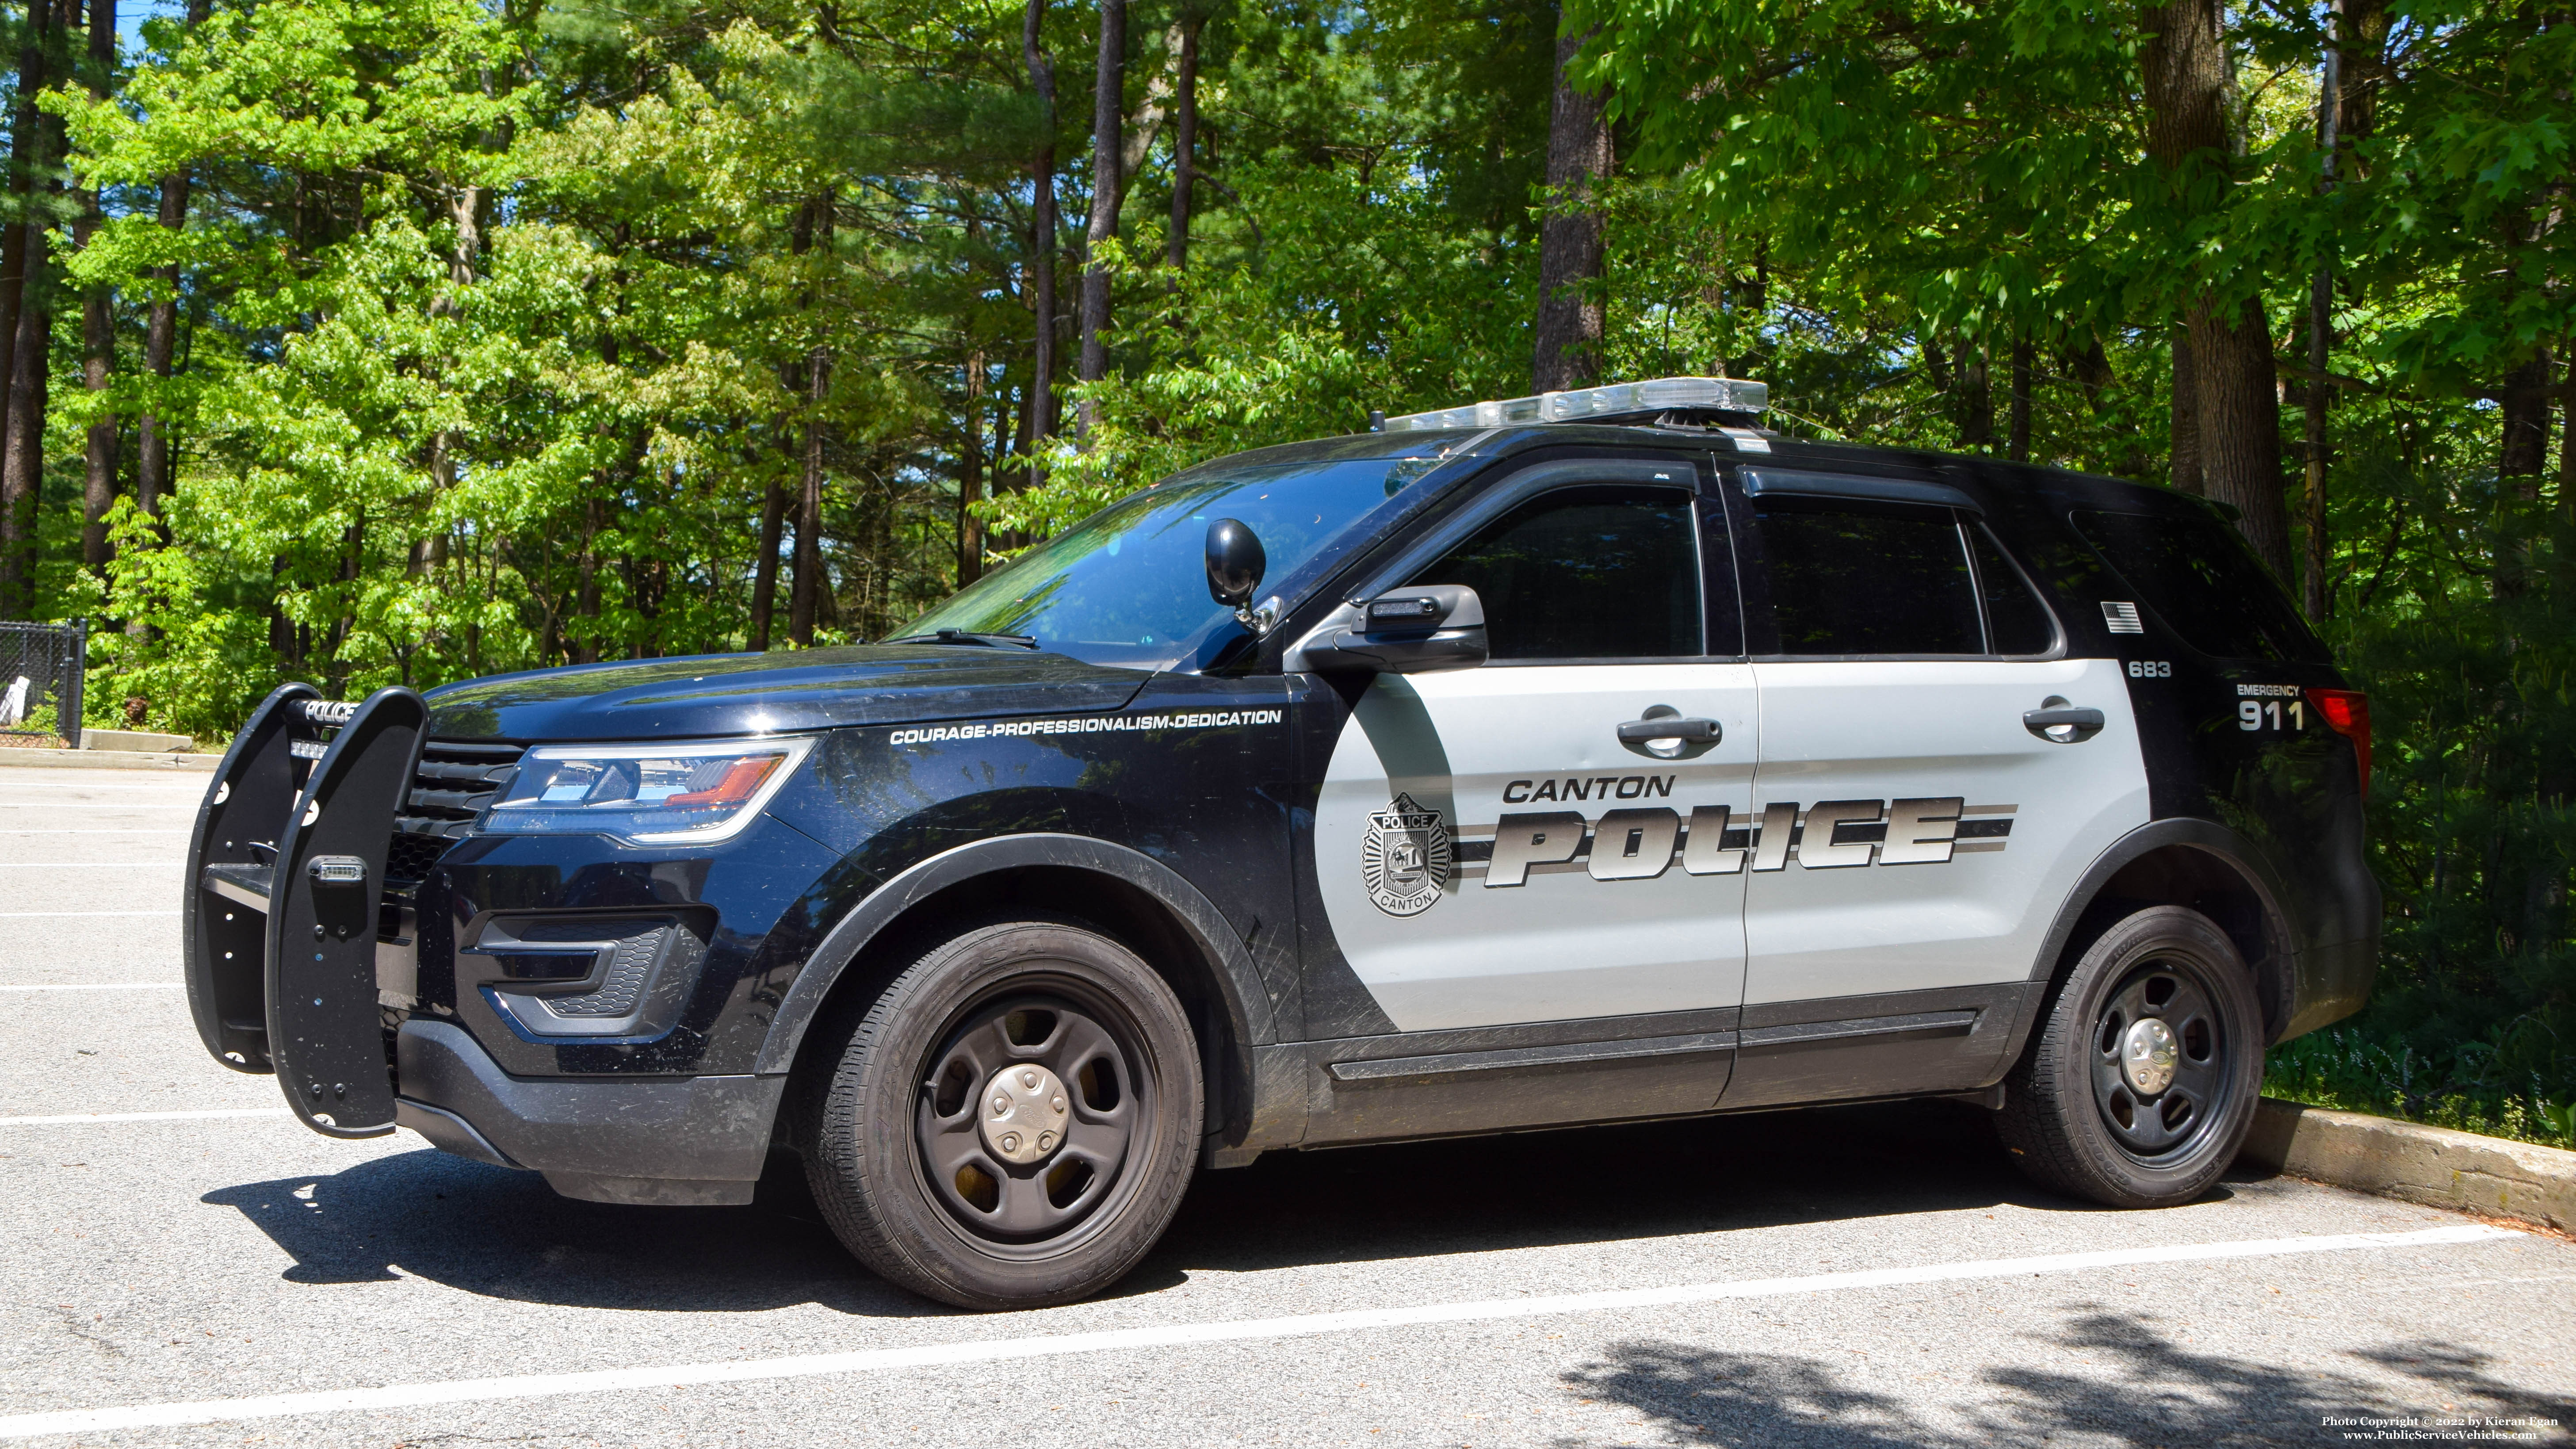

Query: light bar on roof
left=1379, top=376, right=1769, bottom=432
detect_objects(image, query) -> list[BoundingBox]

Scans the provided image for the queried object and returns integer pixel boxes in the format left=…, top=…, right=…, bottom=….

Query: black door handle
left=1617, top=716, right=1722, bottom=745
left=2024, top=706, right=2105, bottom=741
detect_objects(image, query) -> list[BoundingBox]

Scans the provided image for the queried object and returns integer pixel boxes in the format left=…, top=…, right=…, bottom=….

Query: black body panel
left=1720, top=984, right=2027, bottom=1111
left=423, top=644, right=1147, bottom=742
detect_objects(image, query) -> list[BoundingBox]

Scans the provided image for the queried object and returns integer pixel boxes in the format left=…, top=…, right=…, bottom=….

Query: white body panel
left=1742, top=658, right=2149, bottom=1006
left=1316, top=665, right=1758, bottom=1031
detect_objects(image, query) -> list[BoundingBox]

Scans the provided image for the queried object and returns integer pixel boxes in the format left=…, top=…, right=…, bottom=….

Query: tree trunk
left=2561, top=358, right=2575, bottom=533
left=0, top=0, right=52, bottom=507
left=76, top=0, right=115, bottom=576
left=2301, top=21, right=2341, bottom=622
left=1531, top=21, right=1610, bottom=393
left=2170, top=326, right=2203, bottom=494
left=749, top=478, right=785, bottom=651
left=78, top=211, right=112, bottom=572
left=789, top=343, right=829, bottom=647
left=959, top=349, right=986, bottom=587
left=1075, top=0, right=1126, bottom=439
left=0, top=0, right=53, bottom=619
left=2189, top=295, right=2294, bottom=579
left=134, top=173, right=186, bottom=538
left=0, top=291, right=48, bottom=620
left=2499, top=351, right=2553, bottom=486
left=132, top=0, right=206, bottom=543
left=1166, top=11, right=1200, bottom=270
left=2008, top=335, right=2033, bottom=463
left=1955, top=338, right=1995, bottom=451
left=787, top=190, right=833, bottom=647
left=2333, top=0, right=2390, bottom=178
left=2142, top=0, right=2293, bottom=578
left=1025, top=0, right=1060, bottom=450
left=570, top=497, right=601, bottom=665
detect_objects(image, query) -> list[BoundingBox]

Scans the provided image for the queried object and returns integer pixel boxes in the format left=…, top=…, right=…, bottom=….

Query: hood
left=422, top=645, right=1150, bottom=742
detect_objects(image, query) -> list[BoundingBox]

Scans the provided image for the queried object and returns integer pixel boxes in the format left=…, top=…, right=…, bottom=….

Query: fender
left=1988, top=816, right=2301, bottom=1075
left=752, top=833, right=1281, bottom=1090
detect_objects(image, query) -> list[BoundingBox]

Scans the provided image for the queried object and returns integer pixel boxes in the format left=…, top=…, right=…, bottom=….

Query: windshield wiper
left=891, top=628, right=1041, bottom=650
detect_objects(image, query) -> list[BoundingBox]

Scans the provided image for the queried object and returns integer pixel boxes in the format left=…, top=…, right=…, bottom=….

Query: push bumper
left=395, top=1020, right=785, bottom=1205
left=182, top=684, right=428, bottom=1137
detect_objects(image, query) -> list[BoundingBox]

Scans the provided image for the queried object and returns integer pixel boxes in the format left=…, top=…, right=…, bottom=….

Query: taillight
left=2305, top=688, right=2371, bottom=798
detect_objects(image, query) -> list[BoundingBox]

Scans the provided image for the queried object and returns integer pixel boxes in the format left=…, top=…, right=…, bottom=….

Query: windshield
left=898, top=446, right=1457, bottom=670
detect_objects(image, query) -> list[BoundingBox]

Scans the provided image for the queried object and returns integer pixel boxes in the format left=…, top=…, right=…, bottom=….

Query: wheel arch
left=754, top=833, right=1279, bottom=1152
left=1995, top=818, right=2301, bottom=1074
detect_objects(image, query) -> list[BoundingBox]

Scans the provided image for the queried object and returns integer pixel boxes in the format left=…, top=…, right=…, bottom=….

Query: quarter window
left=2072, top=509, right=2328, bottom=662
left=1412, top=485, right=1702, bottom=660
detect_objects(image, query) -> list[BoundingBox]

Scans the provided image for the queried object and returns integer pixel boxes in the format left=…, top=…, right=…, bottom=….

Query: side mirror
left=1288, top=585, right=1488, bottom=675
left=1205, top=518, right=1266, bottom=612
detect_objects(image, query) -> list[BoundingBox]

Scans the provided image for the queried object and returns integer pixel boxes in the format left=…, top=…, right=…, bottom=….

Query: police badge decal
left=1362, top=792, right=1452, bottom=917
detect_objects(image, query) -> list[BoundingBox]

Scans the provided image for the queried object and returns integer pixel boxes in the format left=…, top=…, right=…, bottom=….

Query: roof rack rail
left=1374, top=376, right=1769, bottom=432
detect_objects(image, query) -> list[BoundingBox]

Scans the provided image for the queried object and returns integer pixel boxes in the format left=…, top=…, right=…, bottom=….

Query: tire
left=1997, top=905, right=2264, bottom=1208
left=801, top=918, right=1203, bottom=1310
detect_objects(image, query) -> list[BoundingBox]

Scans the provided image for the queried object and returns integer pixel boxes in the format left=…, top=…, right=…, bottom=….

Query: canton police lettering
left=1362, top=793, right=1452, bottom=917
left=1473, top=797, right=2020, bottom=887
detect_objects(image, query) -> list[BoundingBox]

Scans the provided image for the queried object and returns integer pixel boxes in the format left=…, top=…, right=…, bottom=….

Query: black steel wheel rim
left=2088, top=956, right=2233, bottom=1162
left=913, top=974, right=1153, bottom=1254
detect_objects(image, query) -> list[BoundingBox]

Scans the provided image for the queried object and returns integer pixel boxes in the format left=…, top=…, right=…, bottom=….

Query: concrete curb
left=0, top=746, right=216, bottom=773
left=2239, top=1096, right=2576, bottom=1233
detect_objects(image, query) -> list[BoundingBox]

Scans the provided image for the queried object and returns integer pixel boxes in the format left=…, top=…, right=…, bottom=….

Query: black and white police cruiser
left=183, top=376, right=2378, bottom=1309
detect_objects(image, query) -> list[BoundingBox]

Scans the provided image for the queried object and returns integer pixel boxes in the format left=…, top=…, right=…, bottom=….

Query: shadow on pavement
left=201, top=1149, right=926, bottom=1316
left=205, top=1098, right=2225, bottom=1314
left=1152, top=1097, right=2159, bottom=1281
left=1557, top=1313, right=2574, bottom=1445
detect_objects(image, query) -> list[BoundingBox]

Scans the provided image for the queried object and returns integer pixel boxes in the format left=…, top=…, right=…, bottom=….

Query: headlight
left=482, top=737, right=816, bottom=845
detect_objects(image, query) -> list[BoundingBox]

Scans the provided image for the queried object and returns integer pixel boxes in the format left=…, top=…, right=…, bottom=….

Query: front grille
left=386, top=740, right=526, bottom=884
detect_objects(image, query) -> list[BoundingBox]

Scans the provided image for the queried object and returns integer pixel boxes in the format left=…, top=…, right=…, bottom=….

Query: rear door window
left=1744, top=495, right=1987, bottom=655
left=2071, top=509, right=2327, bottom=662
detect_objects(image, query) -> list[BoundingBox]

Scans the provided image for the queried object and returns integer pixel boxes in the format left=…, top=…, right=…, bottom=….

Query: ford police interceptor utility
left=182, top=376, right=2378, bottom=1310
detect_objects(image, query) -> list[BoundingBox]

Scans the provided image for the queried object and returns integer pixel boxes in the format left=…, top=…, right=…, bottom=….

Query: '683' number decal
left=2127, top=660, right=2171, bottom=678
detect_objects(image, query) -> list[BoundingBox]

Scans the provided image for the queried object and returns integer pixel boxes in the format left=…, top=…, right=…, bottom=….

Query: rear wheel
left=1998, top=905, right=2263, bottom=1208
left=802, top=918, right=1202, bottom=1310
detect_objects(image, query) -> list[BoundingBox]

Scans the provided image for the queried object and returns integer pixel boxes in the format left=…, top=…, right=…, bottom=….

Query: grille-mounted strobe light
left=1375, top=376, right=1770, bottom=432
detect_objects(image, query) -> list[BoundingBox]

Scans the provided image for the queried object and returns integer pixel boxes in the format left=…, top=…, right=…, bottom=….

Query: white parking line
left=0, top=800, right=199, bottom=806
left=0, top=1107, right=289, bottom=1126
left=0, top=829, right=190, bottom=834
left=0, top=782, right=208, bottom=792
left=0, top=910, right=180, bottom=917
left=0, top=982, right=182, bottom=991
left=0, top=1224, right=2519, bottom=1440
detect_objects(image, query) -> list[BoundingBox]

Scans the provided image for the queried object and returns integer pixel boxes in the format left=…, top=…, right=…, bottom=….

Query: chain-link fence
left=0, top=620, right=86, bottom=749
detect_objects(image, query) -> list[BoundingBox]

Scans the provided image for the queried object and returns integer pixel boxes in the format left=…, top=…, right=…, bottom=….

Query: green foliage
left=2266, top=1025, right=2576, bottom=1151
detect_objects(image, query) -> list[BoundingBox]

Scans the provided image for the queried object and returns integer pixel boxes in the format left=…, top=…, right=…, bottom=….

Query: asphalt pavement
left=2, top=764, right=2570, bottom=1448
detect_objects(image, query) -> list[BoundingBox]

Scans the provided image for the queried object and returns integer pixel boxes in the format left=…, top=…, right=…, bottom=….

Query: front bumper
left=394, top=1020, right=785, bottom=1204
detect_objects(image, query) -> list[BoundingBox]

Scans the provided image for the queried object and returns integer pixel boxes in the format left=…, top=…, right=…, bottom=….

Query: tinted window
left=1970, top=527, right=2056, bottom=654
left=2072, top=509, right=2328, bottom=662
left=1412, top=486, right=1701, bottom=659
left=901, top=451, right=1444, bottom=670
left=1753, top=497, right=1984, bottom=655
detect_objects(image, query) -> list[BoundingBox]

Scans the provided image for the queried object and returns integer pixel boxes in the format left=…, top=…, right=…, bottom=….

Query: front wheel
left=802, top=919, right=1203, bottom=1310
left=1998, top=905, right=2264, bottom=1208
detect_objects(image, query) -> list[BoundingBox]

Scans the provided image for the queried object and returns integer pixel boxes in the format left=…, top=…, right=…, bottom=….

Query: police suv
left=183, top=376, right=2378, bottom=1309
